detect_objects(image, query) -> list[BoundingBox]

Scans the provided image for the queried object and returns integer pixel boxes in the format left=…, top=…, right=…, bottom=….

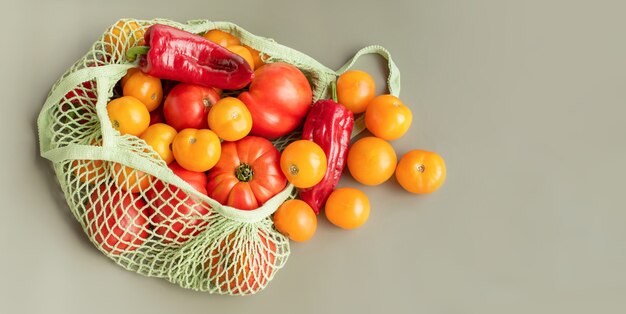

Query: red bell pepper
left=126, top=24, right=253, bottom=90
left=299, top=87, right=354, bottom=214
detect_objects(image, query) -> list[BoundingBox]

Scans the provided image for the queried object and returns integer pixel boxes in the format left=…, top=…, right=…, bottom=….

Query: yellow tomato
left=244, top=45, right=266, bottom=69
left=280, top=140, right=327, bottom=188
left=140, top=123, right=177, bottom=164
left=347, top=137, right=397, bottom=186
left=122, top=71, right=163, bottom=112
left=203, top=29, right=240, bottom=47
left=120, top=67, right=140, bottom=88
left=106, top=96, right=150, bottom=136
left=110, top=162, right=151, bottom=193
left=72, top=138, right=106, bottom=184
left=172, top=129, right=221, bottom=172
left=73, top=159, right=106, bottom=184
left=226, top=45, right=255, bottom=70
left=273, top=200, right=317, bottom=242
left=104, top=21, right=144, bottom=57
left=365, top=94, right=412, bottom=141
left=207, top=97, right=252, bottom=141
left=396, top=150, right=446, bottom=194
left=336, top=70, right=376, bottom=114
left=325, top=188, right=370, bottom=230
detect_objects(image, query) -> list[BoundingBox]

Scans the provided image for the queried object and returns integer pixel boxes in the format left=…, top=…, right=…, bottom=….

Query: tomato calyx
left=288, top=164, right=299, bottom=176
left=203, top=97, right=215, bottom=109
left=235, top=162, right=254, bottom=182
left=416, top=164, right=425, bottom=173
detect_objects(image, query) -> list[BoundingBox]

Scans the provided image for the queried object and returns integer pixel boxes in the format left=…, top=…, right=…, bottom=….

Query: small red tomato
left=149, top=106, right=165, bottom=125
left=163, top=83, right=220, bottom=131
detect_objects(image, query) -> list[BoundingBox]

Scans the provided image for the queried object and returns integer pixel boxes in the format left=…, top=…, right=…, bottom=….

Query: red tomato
left=206, top=136, right=287, bottom=210
left=167, top=161, right=208, bottom=188
left=149, top=106, right=165, bottom=125
left=64, top=80, right=97, bottom=103
left=86, top=186, right=149, bottom=254
left=238, top=62, right=312, bottom=139
left=163, top=83, right=220, bottom=131
left=146, top=162, right=211, bottom=244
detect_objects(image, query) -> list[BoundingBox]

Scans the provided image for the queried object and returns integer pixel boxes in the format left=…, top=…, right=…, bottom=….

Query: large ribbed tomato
left=206, top=136, right=287, bottom=210
left=238, top=62, right=312, bottom=139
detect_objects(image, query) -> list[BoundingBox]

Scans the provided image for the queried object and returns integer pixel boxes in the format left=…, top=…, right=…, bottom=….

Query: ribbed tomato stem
left=235, top=162, right=254, bottom=182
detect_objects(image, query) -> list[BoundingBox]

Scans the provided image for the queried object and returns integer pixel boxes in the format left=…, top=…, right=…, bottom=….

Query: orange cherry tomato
left=73, top=159, right=106, bottom=184
left=207, top=97, right=252, bottom=141
left=336, top=70, right=376, bottom=114
left=140, top=123, right=177, bottom=164
left=123, top=71, right=163, bottom=112
left=347, top=137, right=397, bottom=186
left=72, top=139, right=106, bottom=184
left=104, top=21, right=144, bottom=57
left=365, top=94, right=413, bottom=141
left=106, top=96, right=150, bottom=136
left=396, top=150, right=446, bottom=194
left=244, top=45, right=266, bottom=69
left=203, top=29, right=240, bottom=47
left=226, top=45, right=255, bottom=70
left=280, top=140, right=327, bottom=188
left=120, top=67, right=140, bottom=88
left=325, top=188, right=370, bottom=230
left=273, top=200, right=317, bottom=242
left=110, top=162, right=151, bottom=193
left=172, top=129, right=221, bottom=172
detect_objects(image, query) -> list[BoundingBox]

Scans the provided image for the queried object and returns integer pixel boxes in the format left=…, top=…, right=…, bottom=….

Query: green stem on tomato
left=331, top=80, right=338, bottom=102
left=235, top=162, right=254, bottom=182
left=126, top=45, right=150, bottom=61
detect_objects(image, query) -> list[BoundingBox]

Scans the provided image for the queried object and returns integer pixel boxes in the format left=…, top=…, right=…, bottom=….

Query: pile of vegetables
left=103, top=23, right=446, bottom=244
left=41, top=19, right=447, bottom=294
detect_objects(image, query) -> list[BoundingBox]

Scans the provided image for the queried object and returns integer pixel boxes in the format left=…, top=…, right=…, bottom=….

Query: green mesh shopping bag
left=37, top=18, right=401, bottom=295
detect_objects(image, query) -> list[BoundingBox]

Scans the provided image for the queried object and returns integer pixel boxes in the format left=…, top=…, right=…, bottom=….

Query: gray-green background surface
left=2, top=0, right=625, bottom=313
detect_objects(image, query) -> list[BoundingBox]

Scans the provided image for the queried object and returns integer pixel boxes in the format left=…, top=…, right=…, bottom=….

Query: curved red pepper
left=299, top=99, right=354, bottom=214
left=130, top=24, right=253, bottom=90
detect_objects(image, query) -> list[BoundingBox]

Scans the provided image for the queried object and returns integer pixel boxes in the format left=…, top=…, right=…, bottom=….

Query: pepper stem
left=331, top=80, right=338, bottom=102
left=235, top=163, right=254, bottom=182
left=126, top=46, right=150, bottom=61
